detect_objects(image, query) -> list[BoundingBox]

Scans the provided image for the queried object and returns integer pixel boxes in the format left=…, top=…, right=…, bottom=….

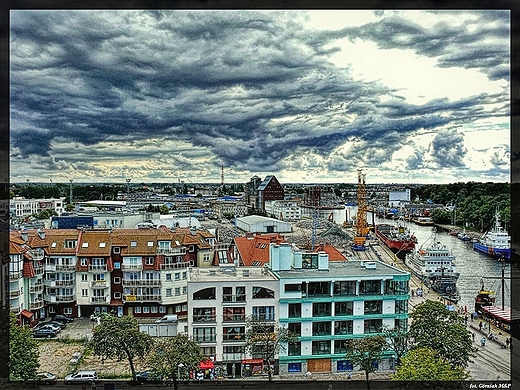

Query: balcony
left=160, top=261, right=190, bottom=270
left=89, top=264, right=107, bottom=273
left=44, top=294, right=75, bottom=303
left=33, top=266, right=44, bottom=275
left=123, top=294, right=162, bottom=302
left=30, top=300, right=44, bottom=309
left=43, top=279, right=75, bottom=287
left=192, top=315, right=217, bottom=323
left=222, top=353, right=244, bottom=361
left=29, top=283, right=44, bottom=293
left=122, top=279, right=161, bottom=286
left=44, top=264, right=56, bottom=272
left=157, top=247, right=186, bottom=255
left=222, top=314, right=246, bottom=323
left=9, top=272, right=21, bottom=281
left=193, top=336, right=216, bottom=343
left=251, top=314, right=275, bottom=322
left=222, top=295, right=246, bottom=304
left=90, top=280, right=109, bottom=288
left=222, top=334, right=246, bottom=342
left=56, top=264, right=76, bottom=271
left=121, top=264, right=143, bottom=271
left=9, top=289, right=21, bottom=298
left=27, top=249, right=44, bottom=261
left=90, top=296, right=109, bottom=303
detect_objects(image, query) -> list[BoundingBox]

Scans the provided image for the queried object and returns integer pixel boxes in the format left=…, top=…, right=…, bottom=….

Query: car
left=33, top=328, right=58, bottom=338
left=64, top=370, right=98, bottom=384
left=136, top=370, right=163, bottom=383
left=35, top=323, right=61, bottom=333
left=34, top=372, right=57, bottom=385
left=46, top=320, right=67, bottom=329
left=52, top=314, right=74, bottom=323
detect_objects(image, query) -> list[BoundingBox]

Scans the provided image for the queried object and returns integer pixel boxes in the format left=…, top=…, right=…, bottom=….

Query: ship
left=473, top=209, right=511, bottom=260
left=457, top=228, right=471, bottom=242
left=405, top=238, right=460, bottom=303
left=474, top=280, right=512, bottom=331
left=374, top=221, right=417, bottom=256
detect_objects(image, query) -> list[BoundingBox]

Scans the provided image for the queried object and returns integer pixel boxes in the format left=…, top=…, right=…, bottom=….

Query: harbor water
left=379, top=218, right=512, bottom=310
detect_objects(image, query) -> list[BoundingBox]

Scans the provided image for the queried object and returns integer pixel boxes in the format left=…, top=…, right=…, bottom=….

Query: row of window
left=193, top=286, right=275, bottom=300
left=193, top=306, right=275, bottom=323
left=284, top=280, right=409, bottom=296
left=288, top=300, right=408, bottom=317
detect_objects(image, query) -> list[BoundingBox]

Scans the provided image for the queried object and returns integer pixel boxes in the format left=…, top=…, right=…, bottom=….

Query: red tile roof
left=314, top=243, right=348, bottom=261
left=234, top=232, right=286, bottom=266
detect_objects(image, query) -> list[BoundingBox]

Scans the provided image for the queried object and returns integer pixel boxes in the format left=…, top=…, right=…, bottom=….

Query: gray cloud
left=429, top=129, right=468, bottom=168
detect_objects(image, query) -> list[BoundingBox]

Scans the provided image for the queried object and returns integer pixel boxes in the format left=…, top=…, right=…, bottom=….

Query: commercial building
left=234, top=215, right=292, bottom=234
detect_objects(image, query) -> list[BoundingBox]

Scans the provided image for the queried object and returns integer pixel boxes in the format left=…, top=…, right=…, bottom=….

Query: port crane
left=352, top=169, right=370, bottom=251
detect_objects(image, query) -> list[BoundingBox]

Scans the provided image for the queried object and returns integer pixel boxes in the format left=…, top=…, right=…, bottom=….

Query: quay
left=352, top=239, right=513, bottom=382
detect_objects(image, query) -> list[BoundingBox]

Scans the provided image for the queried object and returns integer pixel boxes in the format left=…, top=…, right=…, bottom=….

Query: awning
left=481, top=305, right=511, bottom=323
left=199, top=360, right=214, bottom=369
left=241, top=358, right=263, bottom=364
left=20, top=309, right=33, bottom=319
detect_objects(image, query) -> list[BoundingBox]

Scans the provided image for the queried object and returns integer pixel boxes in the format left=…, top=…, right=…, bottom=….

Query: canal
left=400, top=219, right=511, bottom=311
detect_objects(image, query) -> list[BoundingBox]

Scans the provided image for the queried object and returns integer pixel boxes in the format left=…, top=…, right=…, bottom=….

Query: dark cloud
left=9, top=10, right=509, bottom=183
left=429, top=129, right=468, bottom=168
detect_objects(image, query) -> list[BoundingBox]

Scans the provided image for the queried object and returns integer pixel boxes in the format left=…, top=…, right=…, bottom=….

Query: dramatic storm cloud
left=10, top=10, right=510, bottom=184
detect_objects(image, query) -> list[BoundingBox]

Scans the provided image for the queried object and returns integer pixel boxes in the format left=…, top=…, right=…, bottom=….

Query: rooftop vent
left=363, top=261, right=377, bottom=269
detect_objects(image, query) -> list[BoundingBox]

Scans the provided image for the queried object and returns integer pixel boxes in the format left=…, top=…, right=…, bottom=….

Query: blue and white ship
left=473, top=210, right=511, bottom=260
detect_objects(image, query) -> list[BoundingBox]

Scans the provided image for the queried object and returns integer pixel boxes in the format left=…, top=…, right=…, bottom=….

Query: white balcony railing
left=123, top=294, right=162, bottom=302
left=89, top=265, right=107, bottom=272
left=90, top=280, right=108, bottom=288
left=122, top=279, right=161, bottom=286
left=160, top=261, right=190, bottom=270
left=121, top=264, right=143, bottom=271
left=27, top=249, right=44, bottom=261
left=90, top=296, right=109, bottom=303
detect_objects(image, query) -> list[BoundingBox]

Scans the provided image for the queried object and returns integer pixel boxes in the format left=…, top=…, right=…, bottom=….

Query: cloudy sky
left=10, top=10, right=510, bottom=185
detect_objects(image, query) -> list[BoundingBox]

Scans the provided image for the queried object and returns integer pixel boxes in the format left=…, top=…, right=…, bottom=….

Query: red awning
left=481, top=305, right=511, bottom=323
left=241, top=358, right=263, bottom=364
left=199, top=360, right=214, bottom=369
left=20, top=309, right=33, bottom=319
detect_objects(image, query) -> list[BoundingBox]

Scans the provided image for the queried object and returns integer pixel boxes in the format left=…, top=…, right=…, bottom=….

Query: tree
left=9, top=311, right=40, bottom=381
left=89, top=314, right=154, bottom=382
left=344, top=335, right=388, bottom=389
left=408, top=300, right=473, bottom=368
left=147, top=334, right=204, bottom=390
left=392, top=347, right=470, bottom=381
left=380, top=326, right=410, bottom=367
left=244, top=318, right=297, bottom=382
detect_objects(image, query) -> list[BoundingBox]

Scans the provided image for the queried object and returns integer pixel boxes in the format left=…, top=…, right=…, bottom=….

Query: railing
left=55, top=280, right=75, bottom=286
left=33, top=266, right=44, bottom=275
left=222, top=353, right=244, bottom=361
left=9, top=289, right=21, bottom=298
left=29, top=284, right=44, bottom=293
left=90, top=280, right=108, bottom=288
left=90, top=296, right=109, bottom=303
left=122, top=279, right=161, bottom=286
left=44, top=264, right=56, bottom=272
left=160, top=261, right=190, bottom=270
left=44, top=294, right=75, bottom=303
left=89, top=265, right=108, bottom=272
left=123, top=294, right=162, bottom=302
left=192, top=315, right=216, bottom=323
left=121, top=264, right=143, bottom=271
left=193, top=336, right=217, bottom=343
left=30, top=300, right=44, bottom=309
left=222, top=295, right=246, bottom=303
left=157, top=247, right=186, bottom=255
left=56, top=264, right=76, bottom=271
left=222, top=314, right=247, bottom=323
left=9, top=272, right=21, bottom=281
left=251, top=314, right=275, bottom=322
left=222, top=334, right=246, bottom=342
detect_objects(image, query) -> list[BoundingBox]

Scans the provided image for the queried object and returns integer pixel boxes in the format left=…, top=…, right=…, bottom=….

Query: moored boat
left=457, top=228, right=471, bottom=242
left=405, top=238, right=460, bottom=303
left=374, top=221, right=417, bottom=255
left=473, top=209, right=511, bottom=260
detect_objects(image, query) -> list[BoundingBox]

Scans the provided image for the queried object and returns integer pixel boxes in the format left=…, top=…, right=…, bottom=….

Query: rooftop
left=188, top=265, right=277, bottom=282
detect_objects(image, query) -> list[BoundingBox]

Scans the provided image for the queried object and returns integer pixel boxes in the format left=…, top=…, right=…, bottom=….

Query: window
left=63, top=307, right=72, bottom=315
left=334, top=320, right=353, bottom=335
left=308, top=282, right=329, bottom=296
left=48, top=307, right=55, bottom=313
left=130, top=241, right=137, bottom=247
left=143, top=306, right=150, bottom=314
left=175, top=273, right=180, bottom=280
left=193, top=327, right=216, bottom=342
left=284, top=284, right=301, bottom=293
left=113, top=247, right=121, bottom=254
left=166, top=289, right=172, bottom=297
left=81, top=242, right=89, bottom=248
left=252, top=306, right=275, bottom=321
left=312, top=341, right=331, bottom=355
left=81, top=274, right=88, bottom=282
left=82, top=289, right=88, bottom=297
left=145, top=257, right=154, bottom=265
left=147, top=241, right=154, bottom=247
left=151, top=306, right=158, bottom=313
left=175, top=288, right=181, bottom=296
left=288, top=322, right=301, bottom=336
left=182, top=271, right=187, bottom=279
left=193, top=287, right=216, bottom=299
left=364, top=319, right=383, bottom=333
left=223, top=307, right=245, bottom=322
left=313, top=302, right=331, bottom=317
left=335, top=301, right=353, bottom=316
left=301, top=253, right=318, bottom=269
left=337, top=360, right=354, bottom=371
left=64, top=240, right=77, bottom=248
left=182, top=286, right=187, bottom=295
left=385, top=280, right=408, bottom=295
left=312, top=321, right=331, bottom=336
left=81, top=258, right=88, bottom=266
left=288, top=342, right=301, bottom=356
left=360, top=280, right=381, bottom=295
left=166, top=274, right=172, bottom=281
left=252, top=286, right=274, bottom=299
left=334, top=341, right=349, bottom=354
left=395, top=318, right=408, bottom=332
left=114, top=277, right=121, bottom=284
left=159, top=306, right=166, bottom=313
left=288, top=363, right=302, bottom=372
left=51, top=242, right=57, bottom=248
left=222, top=326, right=245, bottom=341
left=193, top=308, right=216, bottom=322
left=134, top=307, right=142, bottom=314
left=334, top=281, right=356, bottom=296
left=288, top=303, right=301, bottom=318
left=99, top=242, right=106, bottom=248
left=114, top=262, right=121, bottom=269
left=364, top=300, right=383, bottom=315
left=114, top=292, right=121, bottom=299
left=223, top=345, right=245, bottom=354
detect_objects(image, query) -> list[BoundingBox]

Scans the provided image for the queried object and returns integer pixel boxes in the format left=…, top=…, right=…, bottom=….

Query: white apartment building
left=187, top=265, right=279, bottom=378
left=264, top=200, right=301, bottom=221
left=10, top=197, right=67, bottom=218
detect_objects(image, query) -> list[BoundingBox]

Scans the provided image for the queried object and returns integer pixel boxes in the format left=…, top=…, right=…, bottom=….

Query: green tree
left=392, top=347, right=469, bottom=381
left=344, top=335, right=387, bottom=388
left=9, top=311, right=40, bottom=381
left=159, top=205, right=170, bottom=214
left=380, top=326, right=409, bottom=367
left=244, top=318, right=297, bottom=382
left=147, top=334, right=203, bottom=390
left=409, top=300, right=472, bottom=368
left=89, top=314, right=154, bottom=382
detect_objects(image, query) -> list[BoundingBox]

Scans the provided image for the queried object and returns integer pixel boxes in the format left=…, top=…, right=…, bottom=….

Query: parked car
left=52, top=314, right=74, bottom=323
left=46, top=320, right=67, bottom=329
left=64, top=370, right=98, bottom=384
left=33, top=328, right=58, bottom=338
left=35, top=323, right=61, bottom=333
left=34, top=372, right=57, bottom=385
left=136, top=370, right=163, bottom=383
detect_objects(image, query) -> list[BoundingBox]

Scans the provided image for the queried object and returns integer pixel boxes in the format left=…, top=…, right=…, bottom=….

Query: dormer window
left=130, top=241, right=137, bottom=247
left=82, top=242, right=89, bottom=248
left=147, top=241, right=154, bottom=247
left=99, top=242, right=106, bottom=248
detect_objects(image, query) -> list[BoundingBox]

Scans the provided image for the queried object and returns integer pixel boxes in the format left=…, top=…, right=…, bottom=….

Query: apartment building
left=264, top=200, right=301, bottom=221
left=187, top=265, right=279, bottom=378
left=268, top=243, right=410, bottom=375
left=10, top=197, right=66, bottom=218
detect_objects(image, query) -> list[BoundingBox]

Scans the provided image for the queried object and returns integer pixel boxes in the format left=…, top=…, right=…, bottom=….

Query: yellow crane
left=352, top=169, right=370, bottom=250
